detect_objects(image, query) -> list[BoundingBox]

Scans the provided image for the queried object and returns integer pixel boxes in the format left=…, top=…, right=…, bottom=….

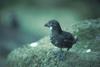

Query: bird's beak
left=44, top=23, right=49, bottom=27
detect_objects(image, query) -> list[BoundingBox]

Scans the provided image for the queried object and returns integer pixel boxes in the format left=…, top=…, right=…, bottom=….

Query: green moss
left=73, top=19, right=100, bottom=51
left=7, top=37, right=100, bottom=67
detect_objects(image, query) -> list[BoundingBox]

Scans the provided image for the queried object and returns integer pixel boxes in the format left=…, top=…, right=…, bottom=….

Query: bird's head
left=45, top=20, right=60, bottom=29
left=44, top=20, right=62, bottom=33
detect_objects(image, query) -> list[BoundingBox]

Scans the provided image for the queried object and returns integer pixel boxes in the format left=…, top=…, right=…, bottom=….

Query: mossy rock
left=7, top=36, right=100, bottom=67
left=73, top=19, right=100, bottom=51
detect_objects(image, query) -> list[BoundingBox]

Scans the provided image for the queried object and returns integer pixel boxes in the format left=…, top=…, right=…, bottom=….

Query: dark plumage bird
left=44, top=20, right=78, bottom=51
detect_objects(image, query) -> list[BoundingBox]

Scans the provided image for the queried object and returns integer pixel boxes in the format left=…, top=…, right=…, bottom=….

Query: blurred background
left=0, top=0, right=100, bottom=67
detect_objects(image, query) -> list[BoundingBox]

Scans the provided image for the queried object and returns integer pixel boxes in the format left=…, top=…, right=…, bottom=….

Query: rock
left=7, top=36, right=100, bottom=67
left=73, top=19, right=100, bottom=52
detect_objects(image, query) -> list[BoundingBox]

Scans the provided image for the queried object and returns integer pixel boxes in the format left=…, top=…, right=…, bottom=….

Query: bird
left=44, top=20, right=78, bottom=60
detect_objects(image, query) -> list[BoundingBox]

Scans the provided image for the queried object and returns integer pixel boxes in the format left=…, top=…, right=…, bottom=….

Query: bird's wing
left=60, top=31, right=75, bottom=42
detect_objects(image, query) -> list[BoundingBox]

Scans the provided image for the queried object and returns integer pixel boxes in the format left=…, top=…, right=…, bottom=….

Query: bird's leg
left=57, top=48, right=65, bottom=61
left=67, top=48, right=70, bottom=51
left=60, top=48, right=63, bottom=52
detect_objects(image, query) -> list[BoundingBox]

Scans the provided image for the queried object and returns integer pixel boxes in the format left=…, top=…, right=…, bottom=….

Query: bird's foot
left=53, top=50, right=65, bottom=61
left=58, top=52, right=65, bottom=61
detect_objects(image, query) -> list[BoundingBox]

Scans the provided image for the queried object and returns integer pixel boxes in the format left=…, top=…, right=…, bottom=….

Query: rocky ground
left=7, top=36, right=100, bottom=67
